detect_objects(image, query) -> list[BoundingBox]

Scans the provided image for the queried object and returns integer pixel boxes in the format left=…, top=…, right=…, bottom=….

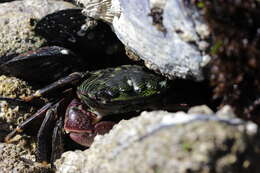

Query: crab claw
left=69, top=122, right=115, bottom=147
left=64, top=99, right=115, bottom=147
left=68, top=132, right=95, bottom=147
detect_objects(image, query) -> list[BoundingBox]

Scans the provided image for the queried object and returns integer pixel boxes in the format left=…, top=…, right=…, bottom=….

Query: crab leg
left=22, top=72, right=86, bottom=102
left=36, top=103, right=59, bottom=164
left=5, top=102, right=54, bottom=143
left=50, top=116, right=65, bottom=165
left=5, top=88, right=74, bottom=143
left=36, top=105, right=56, bottom=164
left=0, top=97, right=40, bottom=107
left=37, top=97, right=71, bottom=164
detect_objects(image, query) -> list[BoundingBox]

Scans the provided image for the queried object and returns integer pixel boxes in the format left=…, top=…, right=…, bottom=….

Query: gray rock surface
left=0, top=0, right=75, bottom=57
left=55, top=108, right=260, bottom=173
left=78, top=0, right=211, bottom=80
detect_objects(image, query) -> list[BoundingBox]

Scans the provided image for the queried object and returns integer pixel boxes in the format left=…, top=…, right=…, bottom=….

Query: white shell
left=78, top=0, right=211, bottom=80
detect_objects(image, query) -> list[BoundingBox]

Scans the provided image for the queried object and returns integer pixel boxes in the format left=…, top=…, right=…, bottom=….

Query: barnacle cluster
left=199, top=0, right=260, bottom=122
left=0, top=75, right=33, bottom=126
left=0, top=75, right=33, bottom=98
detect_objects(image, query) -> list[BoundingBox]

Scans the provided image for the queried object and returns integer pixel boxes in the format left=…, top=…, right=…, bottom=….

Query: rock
left=0, top=143, right=49, bottom=173
left=0, top=76, right=48, bottom=173
left=188, top=105, right=214, bottom=115
left=0, top=0, right=76, bottom=58
left=0, top=75, right=33, bottom=98
left=77, top=0, right=211, bottom=80
left=0, top=75, right=34, bottom=127
left=216, top=105, right=237, bottom=119
left=55, top=108, right=260, bottom=173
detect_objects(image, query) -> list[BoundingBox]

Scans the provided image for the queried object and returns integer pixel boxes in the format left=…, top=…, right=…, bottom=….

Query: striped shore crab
left=0, top=7, right=171, bottom=164
left=1, top=5, right=210, bottom=166
left=4, top=65, right=169, bottom=163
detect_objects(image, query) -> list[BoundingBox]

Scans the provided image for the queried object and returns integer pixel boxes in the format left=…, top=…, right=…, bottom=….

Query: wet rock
left=78, top=0, right=211, bottom=80
left=0, top=0, right=76, bottom=58
left=55, top=108, right=260, bottom=173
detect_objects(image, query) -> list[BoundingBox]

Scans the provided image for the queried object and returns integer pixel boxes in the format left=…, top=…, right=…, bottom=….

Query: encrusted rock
left=0, top=75, right=34, bottom=126
left=0, top=76, right=47, bottom=173
left=0, top=0, right=76, bottom=58
left=55, top=108, right=260, bottom=173
left=0, top=143, right=48, bottom=173
left=78, top=0, right=211, bottom=80
left=0, top=75, right=33, bottom=98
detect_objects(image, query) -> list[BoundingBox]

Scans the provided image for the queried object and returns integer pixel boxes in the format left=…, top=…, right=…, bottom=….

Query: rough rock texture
left=55, top=107, right=260, bottom=173
left=0, top=75, right=33, bottom=99
left=78, top=0, right=211, bottom=80
left=0, top=75, right=34, bottom=126
left=0, top=143, right=48, bottom=173
left=0, top=76, right=43, bottom=173
left=0, top=0, right=75, bottom=58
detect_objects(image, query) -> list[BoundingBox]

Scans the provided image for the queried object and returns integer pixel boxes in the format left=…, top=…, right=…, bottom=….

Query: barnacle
left=201, top=0, right=260, bottom=122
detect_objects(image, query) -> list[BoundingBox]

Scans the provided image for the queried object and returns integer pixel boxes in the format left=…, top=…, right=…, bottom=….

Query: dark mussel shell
left=0, top=46, right=86, bottom=84
left=0, top=0, right=15, bottom=2
left=35, top=8, right=132, bottom=70
left=35, top=9, right=86, bottom=49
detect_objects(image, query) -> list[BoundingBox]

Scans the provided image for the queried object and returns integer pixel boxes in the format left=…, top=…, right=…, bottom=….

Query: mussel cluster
left=0, top=8, right=132, bottom=85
